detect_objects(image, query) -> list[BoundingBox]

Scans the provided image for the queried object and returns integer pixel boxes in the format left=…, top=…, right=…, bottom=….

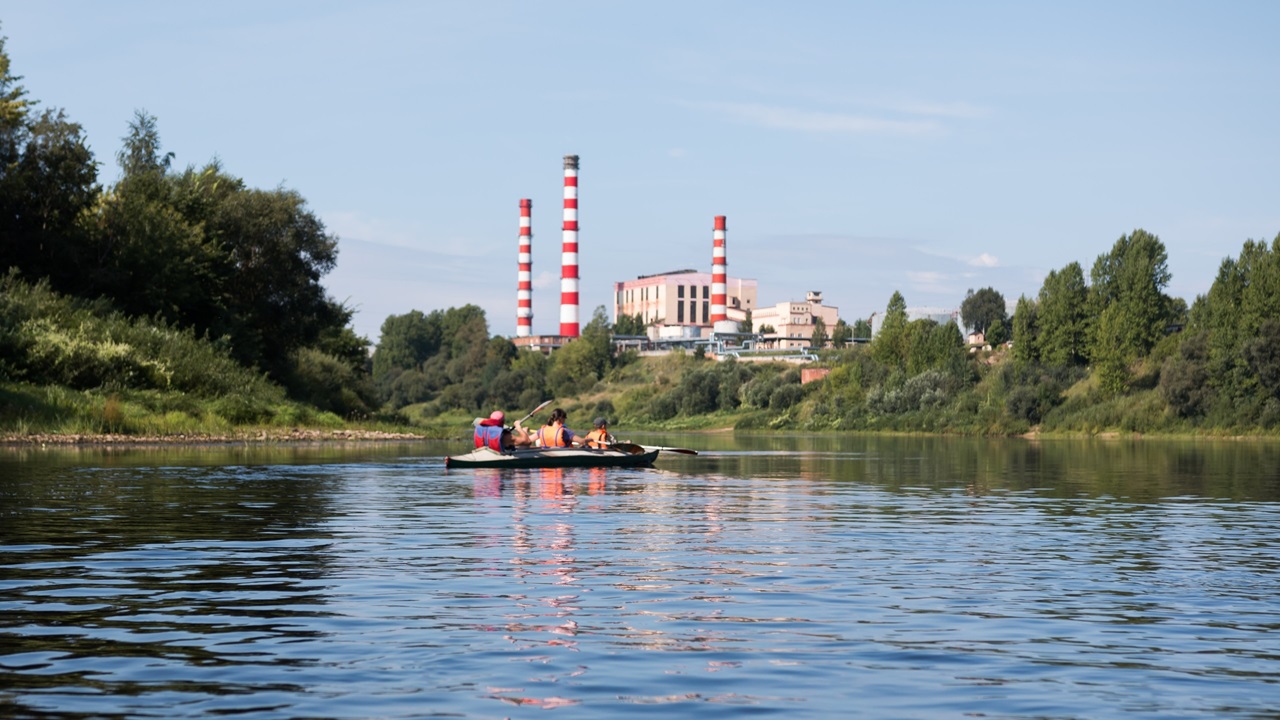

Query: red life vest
left=474, top=423, right=504, bottom=451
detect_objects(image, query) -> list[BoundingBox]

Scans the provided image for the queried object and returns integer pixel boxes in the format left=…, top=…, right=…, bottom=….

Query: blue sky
left=3, top=1, right=1278, bottom=341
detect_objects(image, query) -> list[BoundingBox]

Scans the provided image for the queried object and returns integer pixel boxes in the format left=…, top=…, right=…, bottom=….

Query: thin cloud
left=325, top=211, right=484, bottom=258
left=969, top=253, right=1000, bottom=267
left=705, top=101, right=943, bottom=136
left=877, top=99, right=988, bottom=119
left=907, top=270, right=953, bottom=293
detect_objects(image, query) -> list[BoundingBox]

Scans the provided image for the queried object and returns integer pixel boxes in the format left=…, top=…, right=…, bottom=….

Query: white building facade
left=752, top=291, right=841, bottom=349
left=613, top=270, right=757, bottom=334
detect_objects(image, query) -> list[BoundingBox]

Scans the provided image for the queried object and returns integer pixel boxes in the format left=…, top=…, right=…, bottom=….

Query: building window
left=689, top=301, right=697, bottom=324
left=702, top=285, right=709, bottom=299
left=702, top=301, right=709, bottom=321
left=678, top=285, right=685, bottom=299
left=677, top=302, right=684, bottom=323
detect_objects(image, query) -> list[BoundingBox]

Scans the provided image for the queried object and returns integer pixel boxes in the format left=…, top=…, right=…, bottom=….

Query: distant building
left=753, top=291, right=840, bottom=349
left=613, top=269, right=757, bottom=334
left=870, top=306, right=961, bottom=337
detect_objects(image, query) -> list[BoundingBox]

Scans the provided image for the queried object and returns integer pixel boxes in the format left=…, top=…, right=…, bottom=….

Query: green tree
left=987, top=319, right=1008, bottom=345
left=0, top=40, right=101, bottom=292
left=1158, top=330, right=1211, bottom=418
left=810, top=317, right=828, bottom=349
left=1088, top=229, right=1173, bottom=362
left=904, top=318, right=964, bottom=376
left=372, top=310, right=438, bottom=382
left=1036, top=262, right=1089, bottom=366
left=90, top=112, right=216, bottom=330
left=871, top=291, right=908, bottom=369
left=0, top=109, right=99, bottom=290
left=612, top=312, right=646, bottom=336
left=204, top=181, right=345, bottom=380
left=1011, top=295, right=1039, bottom=364
left=1196, top=235, right=1280, bottom=413
left=852, top=318, right=872, bottom=339
left=960, top=287, right=1008, bottom=336
left=830, top=318, right=852, bottom=347
left=1092, top=304, right=1131, bottom=395
left=547, top=306, right=613, bottom=397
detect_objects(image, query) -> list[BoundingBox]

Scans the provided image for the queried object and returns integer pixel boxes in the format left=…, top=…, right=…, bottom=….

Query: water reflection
left=2, top=437, right=1280, bottom=718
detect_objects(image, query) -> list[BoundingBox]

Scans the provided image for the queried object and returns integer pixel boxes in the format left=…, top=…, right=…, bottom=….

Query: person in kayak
left=584, top=417, right=616, bottom=448
left=533, top=408, right=583, bottom=448
left=474, top=410, right=532, bottom=452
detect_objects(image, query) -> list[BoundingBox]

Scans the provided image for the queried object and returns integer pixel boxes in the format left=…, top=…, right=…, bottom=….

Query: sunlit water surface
left=2, top=435, right=1279, bottom=718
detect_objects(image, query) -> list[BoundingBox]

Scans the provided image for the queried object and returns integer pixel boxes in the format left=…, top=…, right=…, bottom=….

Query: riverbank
left=0, top=428, right=435, bottom=447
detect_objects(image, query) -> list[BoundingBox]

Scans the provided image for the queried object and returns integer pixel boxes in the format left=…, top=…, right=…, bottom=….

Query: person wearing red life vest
left=473, top=410, right=531, bottom=452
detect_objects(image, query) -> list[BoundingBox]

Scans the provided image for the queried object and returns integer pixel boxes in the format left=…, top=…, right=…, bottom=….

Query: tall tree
left=90, top=113, right=215, bottom=329
left=204, top=177, right=343, bottom=380
left=960, top=287, right=1008, bottom=336
left=0, top=109, right=98, bottom=288
left=0, top=40, right=99, bottom=288
left=1036, top=262, right=1089, bottom=366
left=1011, top=295, right=1039, bottom=364
left=1088, top=229, right=1173, bottom=361
left=871, top=291, right=909, bottom=369
left=830, top=318, right=852, bottom=347
left=1195, top=235, right=1280, bottom=410
left=547, top=306, right=614, bottom=397
left=904, top=318, right=963, bottom=376
left=612, top=312, right=646, bottom=336
left=810, top=317, right=828, bottom=349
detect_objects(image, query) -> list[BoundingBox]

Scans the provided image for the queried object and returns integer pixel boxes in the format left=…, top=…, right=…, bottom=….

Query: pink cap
left=489, top=410, right=505, bottom=423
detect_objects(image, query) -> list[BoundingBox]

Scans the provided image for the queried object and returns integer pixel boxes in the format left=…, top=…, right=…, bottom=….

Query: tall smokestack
left=710, top=215, right=728, bottom=326
left=516, top=198, right=533, bottom=338
left=559, top=154, right=580, bottom=338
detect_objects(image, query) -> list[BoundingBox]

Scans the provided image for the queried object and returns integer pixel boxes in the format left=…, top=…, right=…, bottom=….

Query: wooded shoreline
left=0, top=429, right=433, bottom=447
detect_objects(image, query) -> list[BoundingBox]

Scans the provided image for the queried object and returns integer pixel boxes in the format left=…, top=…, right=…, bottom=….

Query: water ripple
left=2, top=440, right=1280, bottom=717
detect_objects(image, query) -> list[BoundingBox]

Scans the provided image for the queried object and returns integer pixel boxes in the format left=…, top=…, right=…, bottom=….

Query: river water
left=2, top=435, right=1279, bottom=719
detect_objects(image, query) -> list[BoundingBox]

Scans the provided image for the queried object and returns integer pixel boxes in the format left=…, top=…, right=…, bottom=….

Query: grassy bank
left=0, top=380, right=442, bottom=444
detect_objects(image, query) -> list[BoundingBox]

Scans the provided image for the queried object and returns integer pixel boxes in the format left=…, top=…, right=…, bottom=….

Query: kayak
left=445, top=444, right=660, bottom=469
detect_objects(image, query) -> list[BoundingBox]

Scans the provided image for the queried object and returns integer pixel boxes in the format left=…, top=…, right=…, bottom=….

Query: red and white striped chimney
left=559, top=154, right=580, bottom=338
left=710, top=215, right=728, bottom=326
left=516, top=198, right=533, bottom=338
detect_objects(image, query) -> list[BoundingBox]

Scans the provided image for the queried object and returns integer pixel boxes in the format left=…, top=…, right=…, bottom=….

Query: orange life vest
left=536, top=425, right=569, bottom=447
left=585, top=429, right=612, bottom=448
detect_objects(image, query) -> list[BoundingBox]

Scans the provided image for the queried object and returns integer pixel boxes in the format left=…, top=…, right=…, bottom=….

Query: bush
left=212, top=395, right=273, bottom=425
left=285, top=347, right=377, bottom=419
left=769, top=383, right=804, bottom=410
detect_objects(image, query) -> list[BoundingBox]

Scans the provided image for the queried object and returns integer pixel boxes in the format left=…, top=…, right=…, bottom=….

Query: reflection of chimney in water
left=516, top=198, right=532, bottom=338
left=710, top=215, right=727, bottom=325
left=559, top=154, right=580, bottom=338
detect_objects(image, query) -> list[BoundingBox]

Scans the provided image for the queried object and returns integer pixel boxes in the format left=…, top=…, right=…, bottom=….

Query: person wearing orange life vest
left=584, top=417, right=616, bottom=448
left=473, top=410, right=531, bottom=452
left=533, top=408, right=583, bottom=448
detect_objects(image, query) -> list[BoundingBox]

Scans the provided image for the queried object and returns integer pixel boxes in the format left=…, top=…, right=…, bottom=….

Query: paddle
left=473, top=399, right=552, bottom=431
left=639, top=445, right=699, bottom=456
left=611, top=441, right=699, bottom=456
left=515, top=399, right=554, bottom=426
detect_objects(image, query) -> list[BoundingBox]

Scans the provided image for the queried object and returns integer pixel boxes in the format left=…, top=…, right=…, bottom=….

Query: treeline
left=791, top=228, right=1280, bottom=435
left=0, top=35, right=375, bottom=419
left=370, top=306, right=621, bottom=420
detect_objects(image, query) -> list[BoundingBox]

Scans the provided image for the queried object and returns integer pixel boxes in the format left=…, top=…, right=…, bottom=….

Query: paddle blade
left=517, top=399, right=554, bottom=425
